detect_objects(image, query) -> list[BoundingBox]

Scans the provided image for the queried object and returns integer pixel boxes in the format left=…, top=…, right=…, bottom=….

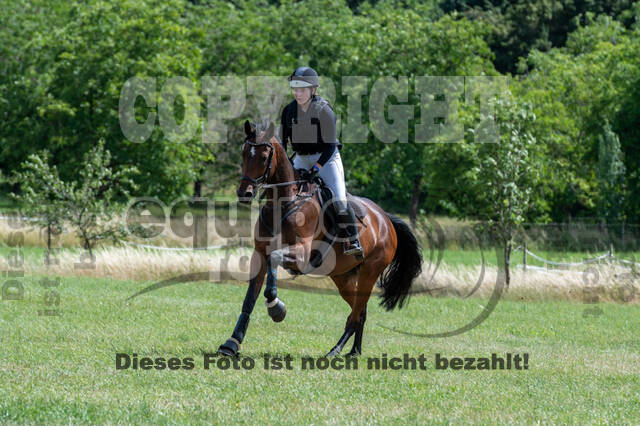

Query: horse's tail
left=378, top=213, right=423, bottom=311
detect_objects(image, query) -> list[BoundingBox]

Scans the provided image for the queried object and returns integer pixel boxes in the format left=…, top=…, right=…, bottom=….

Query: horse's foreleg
left=263, top=240, right=311, bottom=322
left=218, top=250, right=267, bottom=357
left=263, top=256, right=286, bottom=322
left=269, top=240, right=310, bottom=271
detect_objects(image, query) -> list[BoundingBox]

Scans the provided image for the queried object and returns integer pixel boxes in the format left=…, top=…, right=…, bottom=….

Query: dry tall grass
left=0, top=219, right=82, bottom=247
left=0, top=215, right=254, bottom=249
left=412, top=261, right=640, bottom=303
left=1, top=244, right=635, bottom=303
left=3, top=216, right=638, bottom=303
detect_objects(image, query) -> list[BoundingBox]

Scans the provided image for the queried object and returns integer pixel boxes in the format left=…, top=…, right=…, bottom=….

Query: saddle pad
left=318, top=186, right=367, bottom=219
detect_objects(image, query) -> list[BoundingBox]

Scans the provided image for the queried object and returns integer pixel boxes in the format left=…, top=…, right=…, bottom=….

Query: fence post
left=609, top=244, right=613, bottom=262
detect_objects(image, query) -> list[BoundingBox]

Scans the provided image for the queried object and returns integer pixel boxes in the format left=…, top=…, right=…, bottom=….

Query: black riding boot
left=336, top=203, right=364, bottom=259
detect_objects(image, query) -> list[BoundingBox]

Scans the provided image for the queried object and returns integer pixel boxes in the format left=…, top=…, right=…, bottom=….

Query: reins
left=243, top=136, right=321, bottom=235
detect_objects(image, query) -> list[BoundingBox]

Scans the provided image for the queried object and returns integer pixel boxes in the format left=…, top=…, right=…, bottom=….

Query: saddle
left=295, top=175, right=368, bottom=271
left=296, top=174, right=368, bottom=230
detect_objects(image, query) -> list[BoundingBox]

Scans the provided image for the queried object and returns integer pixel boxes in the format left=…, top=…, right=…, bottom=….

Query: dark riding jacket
left=279, top=95, right=342, bottom=167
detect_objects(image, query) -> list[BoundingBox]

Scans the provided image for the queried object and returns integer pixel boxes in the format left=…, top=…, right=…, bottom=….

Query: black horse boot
left=336, top=203, right=364, bottom=259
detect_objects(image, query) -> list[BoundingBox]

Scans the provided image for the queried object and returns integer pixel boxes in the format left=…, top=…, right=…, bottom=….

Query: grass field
left=1, top=275, right=638, bottom=423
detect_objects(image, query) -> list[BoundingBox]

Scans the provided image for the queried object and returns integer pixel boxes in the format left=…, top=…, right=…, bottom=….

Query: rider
left=279, top=66, right=364, bottom=259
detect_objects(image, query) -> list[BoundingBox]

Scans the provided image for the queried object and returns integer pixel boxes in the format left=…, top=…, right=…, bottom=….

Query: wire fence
left=513, top=244, right=640, bottom=274
left=122, top=241, right=249, bottom=252
left=3, top=214, right=640, bottom=268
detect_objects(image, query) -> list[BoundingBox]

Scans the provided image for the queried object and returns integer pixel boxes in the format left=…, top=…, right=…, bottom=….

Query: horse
left=217, top=119, right=423, bottom=357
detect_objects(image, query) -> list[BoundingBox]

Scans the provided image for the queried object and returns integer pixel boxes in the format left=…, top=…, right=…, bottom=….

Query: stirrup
left=343, top=239, right=364, bottom=259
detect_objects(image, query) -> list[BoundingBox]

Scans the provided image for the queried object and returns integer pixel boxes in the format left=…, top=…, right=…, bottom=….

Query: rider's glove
left=306, top=164, right=320, bottom=182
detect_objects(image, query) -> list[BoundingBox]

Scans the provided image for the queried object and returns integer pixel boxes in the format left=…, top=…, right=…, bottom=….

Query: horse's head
left=237, top=120, right=278, bottom=203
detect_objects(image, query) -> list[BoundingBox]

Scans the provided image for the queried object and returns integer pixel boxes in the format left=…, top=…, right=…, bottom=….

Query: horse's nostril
left=244, top=191, right=253, bottom=199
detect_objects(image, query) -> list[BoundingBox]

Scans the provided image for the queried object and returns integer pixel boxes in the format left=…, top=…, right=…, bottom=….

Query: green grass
left=0, top=194, right=19, bottom=211
left=1, top=275, right=638, bottom=423
left=0, top=246, right=49, bottom=265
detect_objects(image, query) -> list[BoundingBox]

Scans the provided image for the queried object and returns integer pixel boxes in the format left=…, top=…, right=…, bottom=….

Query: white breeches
left=293, top=149, right=347, bottom=211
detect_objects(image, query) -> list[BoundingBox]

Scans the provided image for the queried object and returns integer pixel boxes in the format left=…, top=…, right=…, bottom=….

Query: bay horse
left=218, top=120, right=422, bottom=357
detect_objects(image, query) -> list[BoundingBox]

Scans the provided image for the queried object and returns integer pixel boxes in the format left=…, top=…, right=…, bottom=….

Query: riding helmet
left=288, top=66, right=320, bottom=88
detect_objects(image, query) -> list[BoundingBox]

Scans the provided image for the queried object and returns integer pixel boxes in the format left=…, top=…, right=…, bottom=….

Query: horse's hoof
left=326, top=348, right=341, bottom=358
left=346, top=350, right=361, bottom=358
left=266, top=298, right=286, bottom=322
left=217, top=339, right=239, bottom=357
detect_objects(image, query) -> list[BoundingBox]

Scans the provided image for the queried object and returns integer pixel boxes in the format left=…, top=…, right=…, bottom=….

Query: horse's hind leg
left=326, top=270, right=359, bottom=357
left=343, top=254, right=391, bottom=356
left=346, top=307, right=366, bottom=357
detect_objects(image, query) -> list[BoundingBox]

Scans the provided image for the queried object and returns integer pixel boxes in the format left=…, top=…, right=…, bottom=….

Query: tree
left=514, top=12, right=640, bottom=223
left=464, top=97, right=537, bottom=287
left=333, top=7, right=497, bottom=224
left=9, top=152, right=69, bottom=265
left=64, top=140, right=138, bottom=258
left=0, top=0, right=206, bottom=202
left=597, top=122, right=626, bottom=224
left=440, top=0, right=638, bottom=74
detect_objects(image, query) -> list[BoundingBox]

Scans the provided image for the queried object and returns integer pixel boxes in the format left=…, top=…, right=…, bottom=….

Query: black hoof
left=267, top=299, right=286, bottom=322
left=217, top=339, right=239, bottom=357
left=346, top=349, right=361, bottom=357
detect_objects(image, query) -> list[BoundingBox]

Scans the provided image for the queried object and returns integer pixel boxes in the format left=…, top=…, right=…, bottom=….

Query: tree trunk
left=504, top=240, right=511, bottom=288
left=409, top=174, right=422, bottom=228
left=84, top=238, right=93, bottom=259
left=46, top=224, right=51, bottom=267
left=193, top=179, right=203, bottom=198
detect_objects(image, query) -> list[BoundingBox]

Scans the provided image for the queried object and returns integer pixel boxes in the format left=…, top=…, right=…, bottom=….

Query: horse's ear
left=244, top=120, right=255, bottom=138
left=265, top=121, right=275, bottom=139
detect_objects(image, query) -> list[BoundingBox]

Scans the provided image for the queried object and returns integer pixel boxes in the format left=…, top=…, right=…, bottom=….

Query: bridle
left=240, top=133, right=320, bottom=235
left=241, top=135, right=304, bottom=189
left=241, top=137, right=277, bottom=186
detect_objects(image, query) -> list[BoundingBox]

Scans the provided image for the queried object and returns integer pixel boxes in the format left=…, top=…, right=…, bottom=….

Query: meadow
left=1, top=213, right=639, bottom=423
left=1, top=275, right=639, bottom=423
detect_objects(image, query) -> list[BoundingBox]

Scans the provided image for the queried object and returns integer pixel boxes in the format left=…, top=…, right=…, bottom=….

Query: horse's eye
left=262, top=156, right=269, bottom=163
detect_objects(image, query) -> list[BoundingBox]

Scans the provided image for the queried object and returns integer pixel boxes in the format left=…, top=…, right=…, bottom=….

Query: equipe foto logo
left=124, top=203, right=504, bottom=339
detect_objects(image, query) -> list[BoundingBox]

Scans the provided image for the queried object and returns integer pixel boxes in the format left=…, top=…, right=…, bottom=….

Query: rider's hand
left=306, top=164, right=320, bottom=182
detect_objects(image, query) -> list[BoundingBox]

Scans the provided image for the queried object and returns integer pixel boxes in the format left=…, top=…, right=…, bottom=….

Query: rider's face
left=293, top=87, right=314, bottom=105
